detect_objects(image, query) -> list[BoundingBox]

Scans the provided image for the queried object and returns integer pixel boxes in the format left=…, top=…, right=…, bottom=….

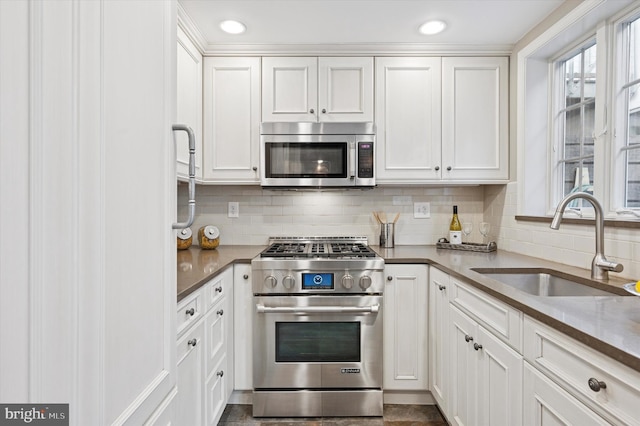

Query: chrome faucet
left=550, top=192, right=623, bottom=280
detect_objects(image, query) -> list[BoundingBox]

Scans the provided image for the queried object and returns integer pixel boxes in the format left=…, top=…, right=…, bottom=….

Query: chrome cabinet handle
left=438, top=285, right=446, bottom=291
left=185, top=308, right=195, bottom=316
left=187, top=338, right=197, bottom=347
left=322, top=108, right=327, bottom=113
left=252, top=166, right=257, bottom=171
left=465, top=335, right=473, bottom=342
left=387, top=276, right=393, bottom=281
left=217, top=309, right=224, bottom=316
left=310, top=108, right=315, bottom=114
left=447, top=166, right=452, bottom=171
left=243, top=274, right=249, bottom=280
left=172, top=124, right=196, bottom=229
left=473, top=343, right=483, bottom=351
left=435, top=166, right=440, bottom=171
left=215, top=286, right=222, bottom=293
left=256, top=304, right=380, bottom=314
left=588, top=378, right=607, bottom=392
left=216, top=370, right=224, bottom=378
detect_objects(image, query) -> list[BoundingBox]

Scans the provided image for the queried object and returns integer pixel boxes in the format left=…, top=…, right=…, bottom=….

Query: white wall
left=178, top=184, right=486, bottom=246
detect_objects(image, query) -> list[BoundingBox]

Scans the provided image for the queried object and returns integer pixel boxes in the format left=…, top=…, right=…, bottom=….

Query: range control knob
left=264, top=275, right=277, bottom=289
left=342, top=274, right=354, bottom=289
left=359, top=275, right=372, bottom=290
left=282, top=275, right=295, bottom=289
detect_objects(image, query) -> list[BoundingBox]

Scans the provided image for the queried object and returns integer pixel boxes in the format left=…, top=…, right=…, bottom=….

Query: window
left=613, top=14, right=640, bottom=213
left=552, top=43, right=597, bottom=211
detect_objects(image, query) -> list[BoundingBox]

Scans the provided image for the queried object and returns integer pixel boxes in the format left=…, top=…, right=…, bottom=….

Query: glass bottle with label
left=449, top=205, right=462, bottom=244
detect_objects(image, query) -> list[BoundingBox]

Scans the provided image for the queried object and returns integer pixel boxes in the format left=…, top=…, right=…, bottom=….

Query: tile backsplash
left=178, top=184, right=486, bottom=246
left=485, top=182, right=639, bottom=281
left=179, top=182, right=639, bottom=280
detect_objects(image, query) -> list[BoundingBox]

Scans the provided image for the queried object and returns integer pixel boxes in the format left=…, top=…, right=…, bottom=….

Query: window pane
left=564, top=108, right=581, bottom=159
left=565, top=53, right=582, bottom=106
left=630, top=17, right=638, bottom=83
left=584, top=44, right=597, bottom=101
left=626, top=147, right=640, bottom=207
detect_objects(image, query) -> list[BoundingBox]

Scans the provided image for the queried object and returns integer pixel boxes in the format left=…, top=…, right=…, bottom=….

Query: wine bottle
left=449, top=205, right=462, bottom=244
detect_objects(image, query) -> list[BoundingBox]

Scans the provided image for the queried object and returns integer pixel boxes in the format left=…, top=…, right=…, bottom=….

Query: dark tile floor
left=218, top=404, right=448, bottom=425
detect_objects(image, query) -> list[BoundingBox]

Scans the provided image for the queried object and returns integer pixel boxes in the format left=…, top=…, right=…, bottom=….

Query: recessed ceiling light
left=220, top=20, right=246, bottom=35
left=419, top=20, right=447, bottom=35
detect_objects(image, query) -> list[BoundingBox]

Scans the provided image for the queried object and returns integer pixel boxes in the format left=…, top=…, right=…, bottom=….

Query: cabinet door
left=449, top=305, right=479, bottom=426
left=176, top=321, right=204, bottom=426
left=428, top=267, right=450, bottom=413
left=262, top=57, right=317, bottom=122
left=442, top=57, right=508, bottom=181
left=176, top=27, right=202, bottom=181
left=206, top=355, right=228, bottom=426
left=318, top=57, right=373, bottom=122
left=203, top=57, right=261, bottom=183
left=233, top=264, right=253, bottom=390
left=524, top=363, right=609, bottom=426
left=375, top=57, right=442, bottom=183
left=383, top=265, right=428, bottom=390
left=476, top=326, right=523, bottom=426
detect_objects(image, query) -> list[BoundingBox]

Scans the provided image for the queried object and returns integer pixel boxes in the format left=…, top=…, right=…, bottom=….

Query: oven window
left=275, top=322, right=360, bottom=362
left=266, top=143, right=347, bottom=178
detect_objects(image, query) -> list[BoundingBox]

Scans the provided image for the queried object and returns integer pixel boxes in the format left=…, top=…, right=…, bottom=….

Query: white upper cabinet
left=262, top=57, right=373, bottom=122
left=442, top=57, right=509, bottom=181
left=375, top=56, right=509, bottom=184
left=176, top=27, right=202, bottom=181
left=375, top=57, right=443, bottom=182
left=202, top=57, right=261, bottom=183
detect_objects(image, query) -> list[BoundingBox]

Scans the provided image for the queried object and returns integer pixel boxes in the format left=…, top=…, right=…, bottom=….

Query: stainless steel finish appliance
left=252, top=236, right=384, bottom=417
left=260, top=122, right=375, bottom=189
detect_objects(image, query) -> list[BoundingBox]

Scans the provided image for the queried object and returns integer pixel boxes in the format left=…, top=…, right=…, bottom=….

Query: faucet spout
left=550, top=192, right=623, bottom=280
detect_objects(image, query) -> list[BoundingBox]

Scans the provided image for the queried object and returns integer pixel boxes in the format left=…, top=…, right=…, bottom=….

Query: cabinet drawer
left=205, top=271, right=228, bottom=312
left=524, top=316, right=640, bottom=425
left=177, top=318, right=204, bottom=365
left=177, top=289, right=204, bottom=337
left=449, top=277, right=522, bottom=351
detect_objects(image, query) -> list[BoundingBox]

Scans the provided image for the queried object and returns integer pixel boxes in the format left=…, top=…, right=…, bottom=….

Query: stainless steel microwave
left=260, top=122, right=375, bottom=189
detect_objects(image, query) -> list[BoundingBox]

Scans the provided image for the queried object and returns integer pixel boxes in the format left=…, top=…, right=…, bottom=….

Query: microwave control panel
left=357, top=142, right=374, bottom=178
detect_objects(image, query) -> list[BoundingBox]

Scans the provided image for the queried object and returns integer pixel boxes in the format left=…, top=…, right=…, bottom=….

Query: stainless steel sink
left=471, top=268, right=628, bottom=297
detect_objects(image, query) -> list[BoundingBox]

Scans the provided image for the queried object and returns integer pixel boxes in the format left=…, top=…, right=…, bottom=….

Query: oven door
left=261, top=135, right=357, bottom=187
left=253, top=295, right=383, bottom=389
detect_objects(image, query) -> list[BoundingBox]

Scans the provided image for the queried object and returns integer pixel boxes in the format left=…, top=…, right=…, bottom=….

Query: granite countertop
left=177, top=244, right=640, bottom=373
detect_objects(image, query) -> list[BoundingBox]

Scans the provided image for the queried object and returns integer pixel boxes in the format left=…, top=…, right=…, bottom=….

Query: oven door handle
left=349, top=142, right=356, bottom=179
left=255, top=303, right=380, bottom=314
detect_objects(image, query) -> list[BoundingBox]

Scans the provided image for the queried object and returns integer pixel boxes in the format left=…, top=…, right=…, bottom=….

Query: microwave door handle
left=172, top=124, right=196, bottom=229
left=349, top=142, right=356, bottom=179
left=256, top=304, right=380, bottom=314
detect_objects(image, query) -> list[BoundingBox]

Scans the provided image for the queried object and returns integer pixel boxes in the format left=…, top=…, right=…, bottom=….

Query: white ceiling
left=179, top=0, right=565, bottom=52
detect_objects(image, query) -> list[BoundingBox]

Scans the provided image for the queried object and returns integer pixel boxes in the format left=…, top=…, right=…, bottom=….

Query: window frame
left=611, top=9, right=640, bottom=218
left=549, top=38, right=598, bottom=218
left=516, top=0, right=640, bottom=223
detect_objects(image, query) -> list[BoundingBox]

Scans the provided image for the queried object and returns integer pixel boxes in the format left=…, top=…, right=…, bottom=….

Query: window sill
left=515, top=215, right=640, bottom=229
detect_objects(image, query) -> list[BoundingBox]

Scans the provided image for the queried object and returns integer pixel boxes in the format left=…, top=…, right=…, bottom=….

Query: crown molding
left=198, top=42, right=515, bottom=57
left=177, top=2, right=207, bottom=54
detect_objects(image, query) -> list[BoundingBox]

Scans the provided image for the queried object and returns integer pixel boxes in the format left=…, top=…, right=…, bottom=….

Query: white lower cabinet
left=523, top=316, right=640, bottom=425
left=523, top=363, right=609, bottom=426
left=233, top=263, right=253, bottom=391
left=428, top=267, right=450, bottom=411
left=429, top=267, right=523, bottom=426
left=176, top=266, right=234, bottom=426
left=383, top=264, right=429, bottom=390
left=176, top=320, right=204, bottom=426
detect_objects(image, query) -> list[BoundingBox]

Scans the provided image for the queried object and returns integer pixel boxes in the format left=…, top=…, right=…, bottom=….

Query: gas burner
left=260, top=237, right=377, bottom=259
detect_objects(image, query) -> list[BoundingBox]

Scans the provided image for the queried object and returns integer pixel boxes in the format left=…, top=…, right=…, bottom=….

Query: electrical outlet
left=392, top=196, right=412, bottom=206
left=414, top=202, right=430, bottom=218
left=228, top=201, right=239, bottom=218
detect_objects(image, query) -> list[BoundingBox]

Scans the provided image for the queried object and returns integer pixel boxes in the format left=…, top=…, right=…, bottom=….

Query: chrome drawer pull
left=473, top=343, right=483, bottom=351
left=465, top=335, right=473, bottom=342
left=187, top=339, right=197, bottom=347
left=185, top=308, right=195, bottom=316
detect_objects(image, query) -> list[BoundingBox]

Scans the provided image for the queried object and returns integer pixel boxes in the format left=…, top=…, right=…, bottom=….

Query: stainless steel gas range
left=251, top=236, right=384, bottom=418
